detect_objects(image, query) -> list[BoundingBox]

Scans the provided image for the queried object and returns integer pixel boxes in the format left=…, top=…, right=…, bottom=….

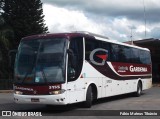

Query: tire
left=135, top=82, right=142, bottom=97
left=46, top=104, right=54, bottom=108
left=84, top=86, right=93, bottom=108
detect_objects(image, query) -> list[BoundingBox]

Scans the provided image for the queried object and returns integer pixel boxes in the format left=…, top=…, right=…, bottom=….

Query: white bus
left=14, top=31, right=152, bottom=108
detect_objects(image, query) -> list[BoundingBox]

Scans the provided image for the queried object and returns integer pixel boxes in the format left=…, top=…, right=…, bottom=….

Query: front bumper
left=14, top=93, right=67, bottom=105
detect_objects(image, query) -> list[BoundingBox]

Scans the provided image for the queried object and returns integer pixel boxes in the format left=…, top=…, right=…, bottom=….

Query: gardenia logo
left=90, top=48, right=108, bottom=66
left=129, top=65, right=148, bottom=72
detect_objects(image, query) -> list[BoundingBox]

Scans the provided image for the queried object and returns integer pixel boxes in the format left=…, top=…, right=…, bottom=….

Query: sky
left=41, top=0, right=160, bottom=42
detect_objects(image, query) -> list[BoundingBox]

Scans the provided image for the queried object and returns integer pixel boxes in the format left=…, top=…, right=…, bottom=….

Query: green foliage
left=0, top=16, right=13, bottom=48
left=0, top=16, right=13, bottom=79
left=2, top=0, right=48, bottom=49
left=0, top=0, right=48, bottom=82
left=0, top=0, right=4, bottom=13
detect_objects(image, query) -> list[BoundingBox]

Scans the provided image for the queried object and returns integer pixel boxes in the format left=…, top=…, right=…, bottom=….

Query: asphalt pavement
left=0, top=87, right=160, bottom=119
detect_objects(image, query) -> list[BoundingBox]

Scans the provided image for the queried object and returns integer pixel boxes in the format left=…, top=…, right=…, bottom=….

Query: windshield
left=14, top=38, right=66, bottom=84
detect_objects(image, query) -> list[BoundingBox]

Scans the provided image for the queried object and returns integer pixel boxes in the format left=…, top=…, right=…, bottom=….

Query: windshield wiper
left=41, top=67, right=48, bottom=83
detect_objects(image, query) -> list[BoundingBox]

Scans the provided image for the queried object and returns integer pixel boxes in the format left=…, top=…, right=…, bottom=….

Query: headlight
left=49, top=89, right=65, bottom=95
left=14, top=91, right=23, bottom=95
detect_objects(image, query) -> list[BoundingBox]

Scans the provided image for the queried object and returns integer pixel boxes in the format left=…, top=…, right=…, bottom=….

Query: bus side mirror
left=9, top=50, right=17, bottom=70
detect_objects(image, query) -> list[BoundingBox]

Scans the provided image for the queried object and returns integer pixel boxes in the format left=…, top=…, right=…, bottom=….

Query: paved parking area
left=0, top=87, right=160, bottom=119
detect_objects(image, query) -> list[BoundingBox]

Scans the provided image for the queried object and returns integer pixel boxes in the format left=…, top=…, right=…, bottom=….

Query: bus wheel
left=135, top=82, right=142, bottom=97
left=84, top=86, right=93, bottom=108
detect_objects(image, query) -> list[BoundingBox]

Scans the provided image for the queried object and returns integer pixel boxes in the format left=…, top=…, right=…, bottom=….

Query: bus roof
left=22, top=31, right=149, bottom=51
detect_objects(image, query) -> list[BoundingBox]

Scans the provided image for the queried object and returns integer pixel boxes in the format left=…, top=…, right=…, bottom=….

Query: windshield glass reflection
left=15, top=38, right=66, bottom=84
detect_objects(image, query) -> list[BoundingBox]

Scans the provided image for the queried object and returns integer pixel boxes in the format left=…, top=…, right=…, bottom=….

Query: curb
left=0, top=90, right=13, bottom=93
left=152, top=84, right=160, bottom=87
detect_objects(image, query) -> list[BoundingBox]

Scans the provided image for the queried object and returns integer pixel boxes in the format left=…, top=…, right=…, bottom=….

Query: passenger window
left=67, top=37, right=83, bottom=82
left=111, top=44, right=126, bottom=62
left=131, top=48, right=140, bottom=64
left=140, top=50, right=151, bottom=64
left=85, top=38, right=100, bottom=61
left=85, top=38, right=110, bottom=63
left=123, top=46, right=132, bottom=63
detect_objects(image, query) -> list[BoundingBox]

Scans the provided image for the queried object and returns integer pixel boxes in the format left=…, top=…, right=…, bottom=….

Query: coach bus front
left=13, top=36, right=69, bottom=105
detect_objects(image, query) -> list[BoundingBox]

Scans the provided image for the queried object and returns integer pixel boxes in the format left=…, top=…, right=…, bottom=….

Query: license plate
left=31, top=98, right=39, bottom=102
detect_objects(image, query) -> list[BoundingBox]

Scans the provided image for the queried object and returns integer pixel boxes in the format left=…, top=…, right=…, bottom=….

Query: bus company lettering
left=14, top=86, right=33, bottom=91
left=118, top=66, right=128, bottom=72
left=130, top=65, right=147, bottom=72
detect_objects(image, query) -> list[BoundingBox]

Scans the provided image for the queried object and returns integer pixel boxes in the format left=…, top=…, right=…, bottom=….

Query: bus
left=13, top=31, right=152, bottom=108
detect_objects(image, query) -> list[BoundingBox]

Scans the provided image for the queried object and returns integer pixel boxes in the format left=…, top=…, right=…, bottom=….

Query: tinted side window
left=145, top=51, right=151, bottom=64
left=68, top=37, right=83, bottom=81
left=140, top=50, right=151, bottom=64
left=111, top=44, right=126, bottom=62
left=130, top=48, right=140, bottom=64
left=123, top=46, right=132, bottom=63
left=85, top=39, right=111, bottom=62
left=101, top=42, right=111, bottom=61
left=85, top=38, right=100, bottom=61
left=111, top=44, right=119, bottom=62
left=110, top=44, right=151, bottom=64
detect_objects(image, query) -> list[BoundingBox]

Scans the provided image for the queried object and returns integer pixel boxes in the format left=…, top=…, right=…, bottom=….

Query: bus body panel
left=66, top=80, right=86, bottom=104
left=81, top=60, right=152, bottom=99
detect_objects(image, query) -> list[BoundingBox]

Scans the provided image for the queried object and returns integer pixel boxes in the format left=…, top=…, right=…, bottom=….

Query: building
left=124, top=38, right=160, bottom=83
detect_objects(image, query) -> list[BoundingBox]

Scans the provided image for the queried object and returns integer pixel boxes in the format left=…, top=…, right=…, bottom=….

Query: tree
left=2, top=0, right=48, bottom=49
left=0, top=0, right=13, bottom=79
left=0, top=0, right=3, bottom=13
left=0, top=17, right=11, bottom=49
left=0, top=15, right=14, bottom=78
